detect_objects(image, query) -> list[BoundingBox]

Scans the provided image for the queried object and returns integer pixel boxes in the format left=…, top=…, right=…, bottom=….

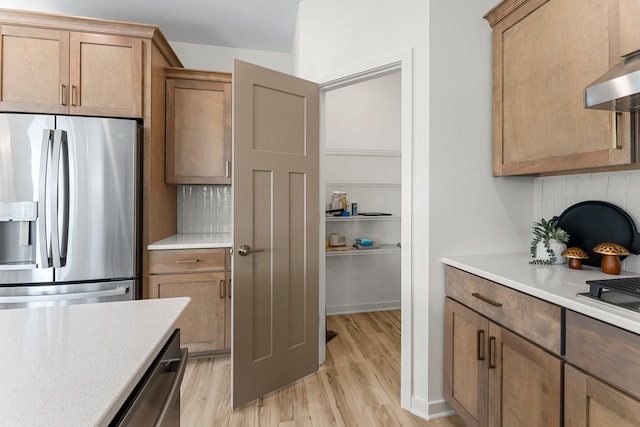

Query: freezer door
left=54, top=117, right=138, bottom=282
left=0, top=280, right=135, bottom=309
left=0, top=114, right=55, bottom=284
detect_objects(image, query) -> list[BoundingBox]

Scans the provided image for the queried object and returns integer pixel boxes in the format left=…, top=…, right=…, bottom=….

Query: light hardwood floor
left=180, top=310, right=463, bottom=426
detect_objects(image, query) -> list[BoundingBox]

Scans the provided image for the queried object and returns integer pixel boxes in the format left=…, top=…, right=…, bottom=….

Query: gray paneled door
left=232, top=59, right=319, bottom=409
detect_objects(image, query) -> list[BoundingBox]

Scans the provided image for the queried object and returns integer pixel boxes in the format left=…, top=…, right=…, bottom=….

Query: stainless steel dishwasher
left=110, top=329, right=188, bottom=427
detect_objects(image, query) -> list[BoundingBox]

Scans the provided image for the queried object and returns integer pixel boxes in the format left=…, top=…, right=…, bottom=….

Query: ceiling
left=0, top=0, right=302, bottom=52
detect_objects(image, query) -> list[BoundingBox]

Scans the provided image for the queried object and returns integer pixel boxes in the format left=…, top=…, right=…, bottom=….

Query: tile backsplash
left=177, top=185, right=231, bottom=233
left=534, top=170, right=640, bottom=272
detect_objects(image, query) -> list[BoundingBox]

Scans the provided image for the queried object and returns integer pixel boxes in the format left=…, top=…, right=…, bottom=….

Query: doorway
left=319, top=50, right=413, bottom=408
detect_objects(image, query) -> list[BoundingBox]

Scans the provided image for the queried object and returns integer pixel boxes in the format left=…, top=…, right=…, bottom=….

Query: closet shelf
left=326, top=215, right=400, bottom=222
left=325, top=244, right=401, bottom=257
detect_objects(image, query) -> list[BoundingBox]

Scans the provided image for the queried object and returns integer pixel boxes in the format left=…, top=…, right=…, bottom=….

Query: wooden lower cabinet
left=150, top=271, right=226, bottom=355
left=565, top=364, right=640, bottom=427
left=149, top=248, right=231, bottom=356
left=565, top=310, right=640, bottom=426
left=444, top=298, right=487, bottom=426
left=488, top=323, right=562, bottom=426
left=445, top=297, right=562, bottom=427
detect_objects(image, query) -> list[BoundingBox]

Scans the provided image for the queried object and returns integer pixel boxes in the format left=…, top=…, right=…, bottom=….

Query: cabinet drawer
left=566, top=310, right=640, bottom=400
left=445, top=265, right=562, bottom=355
left=149, top=249, right=228, bottom=274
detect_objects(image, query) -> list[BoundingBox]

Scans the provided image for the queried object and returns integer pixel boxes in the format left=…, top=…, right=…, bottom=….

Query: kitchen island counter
left=148, top=233, right=232, bottom=250
left=442, top=253, right=640, bottom=335
left=0, top=297, right=189, bottom=426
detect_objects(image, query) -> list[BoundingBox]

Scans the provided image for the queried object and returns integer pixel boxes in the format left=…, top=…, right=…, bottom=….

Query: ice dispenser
left=0, top=201, right=38, bottom=269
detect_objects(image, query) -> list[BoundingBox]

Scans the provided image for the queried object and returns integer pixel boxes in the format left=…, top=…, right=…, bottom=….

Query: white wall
left=428, top=0, right=534, bottom=410
left=169, top=41, right=293, bottom=73
left=325, top=72, right=401, bottom=151
left=296, top=0, right=534, bottom=419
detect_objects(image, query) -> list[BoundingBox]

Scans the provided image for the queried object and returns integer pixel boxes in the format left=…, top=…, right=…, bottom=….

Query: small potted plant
left=530, top=218, right=570, bottom=265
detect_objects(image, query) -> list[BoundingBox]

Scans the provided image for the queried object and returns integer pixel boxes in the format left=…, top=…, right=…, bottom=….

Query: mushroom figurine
left=592, top=242, right=630, bottom=275
left=561, top=247, right=589, bottom=270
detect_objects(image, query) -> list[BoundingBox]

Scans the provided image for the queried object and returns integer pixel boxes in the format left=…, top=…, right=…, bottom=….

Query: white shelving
left=326, top=244, right=400, bottom=257
left=325, top=215, right=400, bottom=222
left=324, top=190, right=401, bottom=314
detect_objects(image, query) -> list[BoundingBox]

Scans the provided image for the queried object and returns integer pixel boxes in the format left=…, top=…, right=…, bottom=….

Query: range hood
left=585, top=49, right=640, bottom=111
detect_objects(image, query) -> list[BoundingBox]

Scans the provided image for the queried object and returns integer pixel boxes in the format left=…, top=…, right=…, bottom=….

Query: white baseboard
left=428, top=399, right=455, bottom=419
left=325, top=301, right=400, bottom=315
left=407, top=397, right=455, bottom=421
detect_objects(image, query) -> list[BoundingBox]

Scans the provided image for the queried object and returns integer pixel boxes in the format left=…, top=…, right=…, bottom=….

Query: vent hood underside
left=585, top=50, right=640, bottom=112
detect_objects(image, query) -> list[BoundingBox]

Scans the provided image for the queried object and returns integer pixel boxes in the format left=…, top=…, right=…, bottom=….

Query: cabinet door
left=444, top=298, right=489, bottom=427
left=166, top=78, right=232, bottom=184
left=565, top=364, right=640, bottom=427
left=618, top=0, right=640, bottom=59
left=487, top=0, right=633, bottom=175
left=0, top=25, right=69, bottom=114
left=488, top=324, right=562, bottom=427
left=150, top=272, right=226, bottom=354
left=69, top=32, right=142, bottom=118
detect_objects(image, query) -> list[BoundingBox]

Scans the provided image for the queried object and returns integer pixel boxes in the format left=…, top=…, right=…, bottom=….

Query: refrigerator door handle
left=0, top=286, right=130, bottom=303
left=58, top=130, right=70, bottom=261
left=38, top=130, right=53, bottom=269
left=50, top=129, right=67, bottom=268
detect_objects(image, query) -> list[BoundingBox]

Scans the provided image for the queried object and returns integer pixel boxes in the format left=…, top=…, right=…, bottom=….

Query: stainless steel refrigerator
left=0, top=113, right=139, bottom=308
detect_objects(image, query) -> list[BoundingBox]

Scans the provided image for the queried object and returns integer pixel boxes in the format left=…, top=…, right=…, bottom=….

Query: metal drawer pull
left=477, top=329, right=485, bottom=361
left=60, top=84, right=66, bottom=106
left=488, top=336, right=497, bottom=369
left=612, top=112, right=622, bottom=150
left=219, top=280, right=225, bottom=299
left=175, top=259, right=200, bottom=264
left=471, top=292, right=502, bottom=307
left=71, top=85, right=78, bottom=106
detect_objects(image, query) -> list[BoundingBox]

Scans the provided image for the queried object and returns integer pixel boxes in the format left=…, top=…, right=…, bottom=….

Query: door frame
left=318, top=48, right=413, bottom=409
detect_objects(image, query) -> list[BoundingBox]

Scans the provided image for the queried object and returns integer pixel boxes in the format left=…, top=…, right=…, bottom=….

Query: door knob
left=238, top=244, right=264, bottom=256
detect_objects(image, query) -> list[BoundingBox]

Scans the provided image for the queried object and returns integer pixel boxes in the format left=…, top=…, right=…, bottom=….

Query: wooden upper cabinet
left=0, top=25, right=69, bottom=114
left=618, top=1, right=640, bottom=58
left=485, top=0, right=640, bottom=176
left=69, top=32, right=142, bottom=117
left=165, top=68, right=232, bottom=185
left=0, top=24, right=142, bottom=117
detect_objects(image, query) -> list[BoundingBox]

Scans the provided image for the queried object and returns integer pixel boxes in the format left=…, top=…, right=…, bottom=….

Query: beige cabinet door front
left=565, top=364, right=640, bottom=427
left=150, top=271, right=226, bottom=355
left=488, top=324, right=563, bottom=427
left=69, top=32, right=142, bottom=118
left=232, top=59, right=319, bottom=408
left=444, top=298, right=489, bottom=427
left=0, top=25, right=69, bottom=114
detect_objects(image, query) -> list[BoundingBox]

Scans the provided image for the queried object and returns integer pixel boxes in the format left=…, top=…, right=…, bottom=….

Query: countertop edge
left=441, top=254, right=640, bottom=335
left=148, top=233, right=232, bottom=250
left=100, top=297, right=190, bottom=424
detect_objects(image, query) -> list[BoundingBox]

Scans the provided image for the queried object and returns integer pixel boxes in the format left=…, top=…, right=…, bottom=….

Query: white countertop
left=148, top=233, right=232, bottom=250
left=442, top=253, right=640, bottom=335
left=0, top=297, right=189, bottom=426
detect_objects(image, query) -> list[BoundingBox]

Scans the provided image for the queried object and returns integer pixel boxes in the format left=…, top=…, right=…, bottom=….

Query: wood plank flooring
left=180, top=310, right=462, bottom=426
